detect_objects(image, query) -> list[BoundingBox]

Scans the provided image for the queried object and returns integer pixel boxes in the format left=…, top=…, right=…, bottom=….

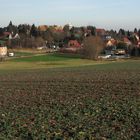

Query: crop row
left=0, top=70, right=140, bottom=139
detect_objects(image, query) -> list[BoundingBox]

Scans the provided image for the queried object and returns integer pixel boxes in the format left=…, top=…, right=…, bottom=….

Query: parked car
left=115, top=49, right=126, bottom=55
left=98, top=54, right=111, bottom=59
left=110, top=54, right=130, bottom=59
left=8, top=52, right=14, bottom=57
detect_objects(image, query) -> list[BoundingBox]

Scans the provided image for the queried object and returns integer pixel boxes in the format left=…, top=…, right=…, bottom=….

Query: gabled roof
left=38, top=25, right=48, bottom=31
left=133, top=33, right=140, bottom=41
left=4, top=32, right=11, bottom=36
left=68, top=40, right=81, bottom=48
left=123, top=37, right=131, bottom=44
left=106, top=39, right=117, bottom=46
left=138, top=41, right=140, bottom=45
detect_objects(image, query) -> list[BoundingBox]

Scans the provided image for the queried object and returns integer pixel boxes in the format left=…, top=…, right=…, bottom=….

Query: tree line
left=0, top=21, right=140, bottom=58
left=0, top=21, right=139, bottom=48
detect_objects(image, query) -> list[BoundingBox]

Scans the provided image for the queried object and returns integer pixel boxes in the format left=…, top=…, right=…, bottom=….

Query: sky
left=0, top=0, right=139, bottom=31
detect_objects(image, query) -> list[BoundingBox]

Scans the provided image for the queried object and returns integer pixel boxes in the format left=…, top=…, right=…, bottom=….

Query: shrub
left=83, top=36, right=104, bottom=59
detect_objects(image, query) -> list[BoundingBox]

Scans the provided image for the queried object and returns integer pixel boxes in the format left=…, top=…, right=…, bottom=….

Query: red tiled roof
left=123, top=37, right=131, bottom=43
left=4, top=32, right=11, bottom=36
left=106, top=39, right=117, bottom=47
left=68, top=40, right=81, bottom=48
left=38, top=25, right=48, bottom=31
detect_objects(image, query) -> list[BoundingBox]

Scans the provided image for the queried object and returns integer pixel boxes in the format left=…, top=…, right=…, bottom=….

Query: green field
left=0, top=53, right=103, bottom=71
left=0, top=53, right=140, bottom=71
left=11, top=53, right=82, bottom=62
left=14, top=51, right=34, bottom=57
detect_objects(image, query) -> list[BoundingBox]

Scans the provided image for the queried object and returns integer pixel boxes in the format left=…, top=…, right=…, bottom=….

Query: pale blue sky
left=0, top=0, right=139, bottom=30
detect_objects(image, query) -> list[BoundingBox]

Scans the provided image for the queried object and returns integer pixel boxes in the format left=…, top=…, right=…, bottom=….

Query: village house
left=106, top=38, right=117, bottom=47
left=60, top=40, right=82, bottom=53
left=104, top=39, right=117, bottom=55
left=123, top=37, right=132, bottom=46
left=38, top=25, right=48, bottom=32
left=137, top=41, right=140, bottom=47
left=8, top=32, right=20, bottom=40
left=0, top=32, right=10, bottom=40
left=105, top=38, right=130, bottom=56
left=68, top=40, right=81, bottom=48
left=133, top=33, right=139, bottom=41
left=55, top=26, right=63, bottom=32
left=105, top=35, right=112, bottom=40
left=84, top=29, right=92, bottom=37
left=52, top=25, right=64, bottom=32
left=0, top=41, right=7, bottom=58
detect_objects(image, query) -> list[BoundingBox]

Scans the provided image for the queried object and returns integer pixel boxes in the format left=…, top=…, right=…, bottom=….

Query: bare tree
left=35, top=37, right=45, bottom=47
left=83, top=36, right=104, bottom=59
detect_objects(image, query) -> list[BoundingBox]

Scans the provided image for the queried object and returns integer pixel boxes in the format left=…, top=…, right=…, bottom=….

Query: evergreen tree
left=109, top=29, right=117, bottom=39
left=30, top=24, right=38, bottom=37
left=9, top=21, right=13, bottom=26
left=63, top=24, right=70, bottom=32
left=7, top=21, right=18, bottom=34
left=7, top=21, right=13, bottom=33
left=87, top=26, right=96, bottom=36
left=118, top=28, right=126, bottom=39
left=127, top=30, right=131, bottom=38
left=134, top=28, right=138, bottom=34
left=0, top=28, right=3, bottom=35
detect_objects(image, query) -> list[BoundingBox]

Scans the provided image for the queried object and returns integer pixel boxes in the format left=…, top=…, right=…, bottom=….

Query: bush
left=83, top=36, right=104, bottom=59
